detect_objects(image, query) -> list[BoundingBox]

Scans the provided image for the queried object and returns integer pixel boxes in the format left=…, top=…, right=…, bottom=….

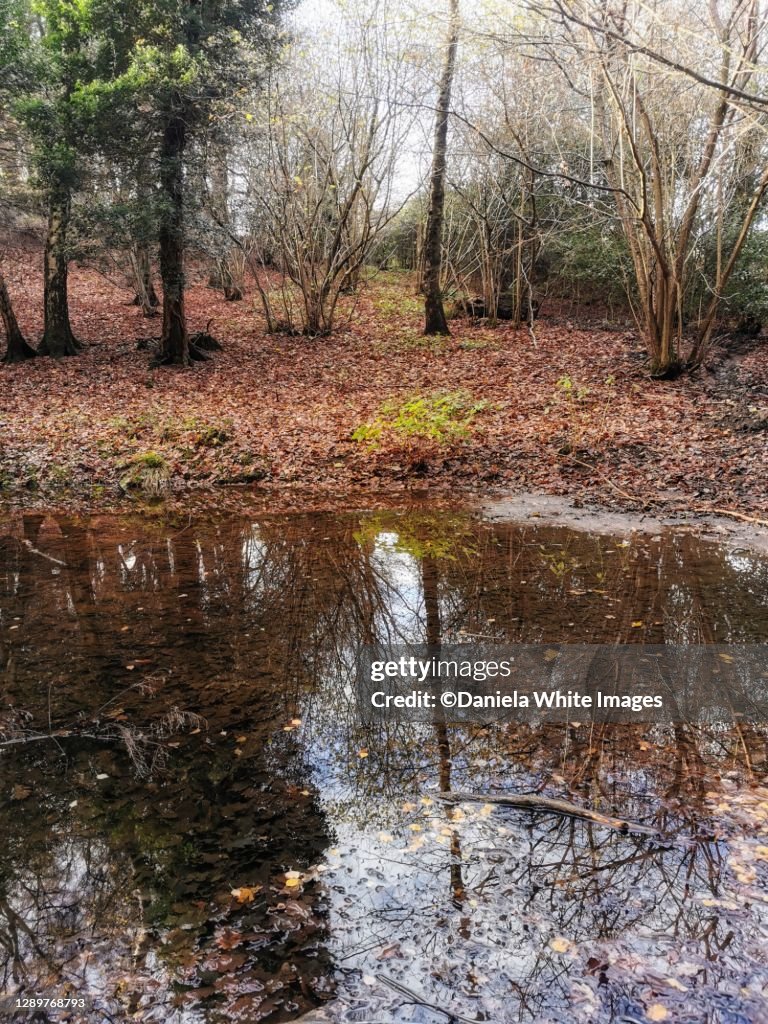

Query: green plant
left=119, top=451, right=171, bottom=495
left=353, top=390, right=487, bottom=449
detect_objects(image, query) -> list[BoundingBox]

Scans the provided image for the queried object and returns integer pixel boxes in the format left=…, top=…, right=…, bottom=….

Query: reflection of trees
left=0, top=509, right=767, bottom=1021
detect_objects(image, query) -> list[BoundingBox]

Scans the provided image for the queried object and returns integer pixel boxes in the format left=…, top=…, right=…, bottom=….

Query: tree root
left=37, top=331, right=82, bottom=357
left=437, top=791, right=659, bottom=836
left=189, top=332, right=221, bottom=352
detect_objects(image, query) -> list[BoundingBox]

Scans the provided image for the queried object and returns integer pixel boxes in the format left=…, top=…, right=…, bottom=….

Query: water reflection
left=1, top=510, right=767, bottom=1022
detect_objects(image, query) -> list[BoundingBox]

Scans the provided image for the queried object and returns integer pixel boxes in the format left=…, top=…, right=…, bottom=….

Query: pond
left=1, top=507, right=767, bottom=1023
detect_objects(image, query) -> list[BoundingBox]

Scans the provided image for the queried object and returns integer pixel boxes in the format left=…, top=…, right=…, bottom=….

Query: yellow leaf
left=544, top=649, right=559, bottom=661
left=231, top=886, right=260, bottom=903
left=284, top=870, right=302, bottom=888
left=378, top=832, right=393, bottom=843
left=632, top=621, right=644, bottom=628
left=479, top=803, right=495, bottom=817
left=358, top=748, right=369, bottom=758
left=646, top=1005, right=669, bottom=1022
left=549, top=936, right=571, bottom=953
left=664, top=978, right=687, bottom=992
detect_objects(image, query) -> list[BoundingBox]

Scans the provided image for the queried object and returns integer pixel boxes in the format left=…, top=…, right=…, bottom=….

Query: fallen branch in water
left=437, top=792, right=658, bottom=836
left=376, top=974, right=479, bottom=1024
left=20, top=539, right=68, bottom=566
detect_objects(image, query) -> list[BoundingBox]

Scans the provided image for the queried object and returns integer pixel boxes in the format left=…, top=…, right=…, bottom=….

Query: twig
left=376, top=974, right=479, bottom=1024
left=436, top=791, right=659, bottom=836
left=693, top=506, right=768, bottom=527
left=0, top=731, right=111, bottom=748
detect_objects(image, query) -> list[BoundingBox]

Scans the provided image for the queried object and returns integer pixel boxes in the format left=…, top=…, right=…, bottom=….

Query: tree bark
left=157, top=113, right=191, bottom=366
left=422, top=0, right=459, bottom=336
left=131, top=243, right=159, bottom=316
left=208, top=150, right=244, bottom=301
left=37, top=188, right=81, bottom=358
left=0, top=268, right=36, bottom=363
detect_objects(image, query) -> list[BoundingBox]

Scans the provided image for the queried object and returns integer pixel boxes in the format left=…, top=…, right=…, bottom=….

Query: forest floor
left=1, top=242, right=767, bottom=518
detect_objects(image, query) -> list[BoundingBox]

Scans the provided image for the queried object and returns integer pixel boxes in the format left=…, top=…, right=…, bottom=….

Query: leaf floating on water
left=230, top=886, right=261, bottom=904
left=284, top=870, right=302, bottom=888
left=646, top=1005, right=670, bottom=1022
left=357, top=748, right=369, bottom=758
left=376, top=943, right=403, bottom=961
left=544, top=649, right=559, bottom=662
left=664, top=978, right=688, bottom=992
left=549, top=936, right=571, bottom=953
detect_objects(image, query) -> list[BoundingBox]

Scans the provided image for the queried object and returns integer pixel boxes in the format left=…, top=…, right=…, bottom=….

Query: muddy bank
left=483, top=492, right=768, bottom=555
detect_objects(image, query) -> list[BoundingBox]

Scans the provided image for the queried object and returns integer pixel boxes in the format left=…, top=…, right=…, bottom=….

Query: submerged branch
left=437, top=791, right=659, bottom=836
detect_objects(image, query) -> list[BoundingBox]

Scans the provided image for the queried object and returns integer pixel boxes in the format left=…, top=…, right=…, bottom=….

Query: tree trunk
left=422, top=0, right=459, bottom=336
left=0, top=268, right=36, bottom=363
left=37, top=189, right=81, bottom=358
left=208, top=150, right=244, bottom=301
left=157, top=113, right=191, bottom=366
left=131, top=243, right=159, bottom=316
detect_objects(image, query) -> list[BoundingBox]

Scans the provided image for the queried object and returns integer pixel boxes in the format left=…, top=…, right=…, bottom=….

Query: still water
left=1, top=508, right=767, bottom=1023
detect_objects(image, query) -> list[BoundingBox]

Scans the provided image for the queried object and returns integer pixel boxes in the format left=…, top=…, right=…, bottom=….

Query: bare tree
left=241, top=0, right=421, bottom=336
left=423, top=0, right=460, bottom=335
left=538, top=0, right=768, bottom=373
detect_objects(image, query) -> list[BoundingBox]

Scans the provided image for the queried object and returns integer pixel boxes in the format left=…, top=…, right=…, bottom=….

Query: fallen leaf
left=230, top=886, right=261, bottom=903
left=549, top=936, right=571, bottom=953
left=646, top=1005, right=669, bottom=1022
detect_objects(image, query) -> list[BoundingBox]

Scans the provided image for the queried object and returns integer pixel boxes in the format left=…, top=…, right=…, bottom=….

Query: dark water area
left=1, top=508, right=768, bottom=1023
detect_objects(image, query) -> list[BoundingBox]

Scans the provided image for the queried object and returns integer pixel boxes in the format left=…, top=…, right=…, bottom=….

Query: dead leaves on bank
left=0, top=251, right=766, bottom=515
